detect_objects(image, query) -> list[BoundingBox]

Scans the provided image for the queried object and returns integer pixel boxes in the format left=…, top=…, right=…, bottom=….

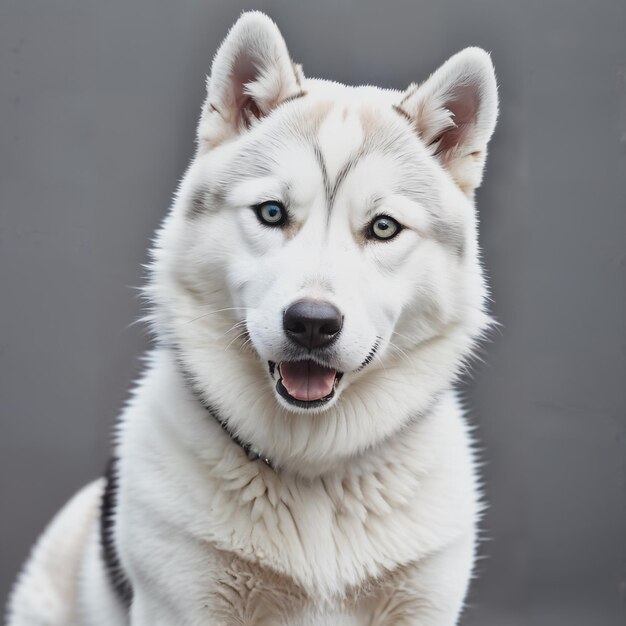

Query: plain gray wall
left=1, top=1, right=625, bottom=624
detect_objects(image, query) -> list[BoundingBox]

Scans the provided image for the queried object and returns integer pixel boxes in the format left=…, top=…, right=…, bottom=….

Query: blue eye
left=255, top=201, right=286, bottom=226
left=369, top=215, right=402, bottom=240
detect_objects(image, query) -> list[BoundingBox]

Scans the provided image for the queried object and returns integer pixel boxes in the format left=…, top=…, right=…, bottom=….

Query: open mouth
left=270, top=360, right=343, bottom=409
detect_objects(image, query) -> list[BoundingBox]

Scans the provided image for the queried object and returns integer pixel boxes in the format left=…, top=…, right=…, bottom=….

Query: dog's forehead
left=302, top=91, right=410, bottom=169
left=315, top=104, right=367, bottom=179
left=201, top=85, right=438, bottom=219
left=278, top=93, right=427, bottom=200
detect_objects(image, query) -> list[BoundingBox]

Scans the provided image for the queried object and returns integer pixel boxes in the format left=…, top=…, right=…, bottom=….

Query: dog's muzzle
left=273, top=299, right=344, bottom=408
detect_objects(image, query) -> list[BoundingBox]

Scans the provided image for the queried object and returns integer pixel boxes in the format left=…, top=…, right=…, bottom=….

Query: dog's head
left=149, top=12, right=498, bottom=474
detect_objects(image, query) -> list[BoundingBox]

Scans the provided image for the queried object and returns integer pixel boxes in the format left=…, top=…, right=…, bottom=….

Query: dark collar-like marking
left=179, top=364, right=276, bottom=470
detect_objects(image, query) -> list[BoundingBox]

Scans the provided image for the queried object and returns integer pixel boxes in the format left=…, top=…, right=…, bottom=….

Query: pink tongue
left=279, top=361, right=337, bottom=402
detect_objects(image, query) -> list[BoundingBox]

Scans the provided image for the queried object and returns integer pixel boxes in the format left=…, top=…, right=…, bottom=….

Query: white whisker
left=183, top=307, right=250, bottom=326
left=223, top=330, right=249, bottom=352
left=391, top=330, right=415, bottom=344
left=387, top=340, right=413, bottom=367
left=223, top=320, right=248, bottom=336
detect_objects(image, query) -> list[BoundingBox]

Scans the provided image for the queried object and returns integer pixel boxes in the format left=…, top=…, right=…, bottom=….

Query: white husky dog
left=7, top=11, right=498, bottom=626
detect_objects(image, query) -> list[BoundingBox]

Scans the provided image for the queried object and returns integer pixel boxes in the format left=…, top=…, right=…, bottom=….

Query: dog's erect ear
left=398, top=48, right=498, bottom=196
left=198, top=12, right=304, bottom=149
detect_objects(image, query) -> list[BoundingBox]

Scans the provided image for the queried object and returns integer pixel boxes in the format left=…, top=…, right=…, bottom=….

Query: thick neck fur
left=116, top=348, right=479, bottom=604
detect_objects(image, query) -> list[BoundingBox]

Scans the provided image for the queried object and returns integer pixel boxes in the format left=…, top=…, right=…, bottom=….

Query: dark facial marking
left=189, top=186, right=211, bottom=219
left=392, top=104, right=414, bottom=126
left=313, top=142, right=371, bottom=225
left=398, top=82, right=419, bottom=108
left=315, top=114, right=420, bottom=224
left=327, top=147, right=369, bottom=219
left=356, top=337, right=382, bottom=372
left=280, top=90, right=307, bottom=106
left=188, top=184, right=231, bottom=220
left=431, top=219, right=466, bottom=256
left=313, top=142, right=332, bottom=205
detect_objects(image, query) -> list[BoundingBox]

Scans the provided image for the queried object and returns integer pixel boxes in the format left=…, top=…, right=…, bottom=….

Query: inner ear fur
left=198, top=11, right=303, bottom=149
left=398, top=47, right=498, bottom=196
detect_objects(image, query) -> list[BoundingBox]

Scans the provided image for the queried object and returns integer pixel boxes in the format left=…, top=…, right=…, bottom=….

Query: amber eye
left=255, top=201, right=286, bottom=227
left=368, top=215, right=402, bottom=241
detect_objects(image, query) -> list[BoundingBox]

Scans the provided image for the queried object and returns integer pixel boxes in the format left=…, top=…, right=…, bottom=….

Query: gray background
left=1, top=1, right=625, bottom=624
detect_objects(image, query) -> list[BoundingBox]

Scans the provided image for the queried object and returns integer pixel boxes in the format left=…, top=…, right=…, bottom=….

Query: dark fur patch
left=187, top=183, right=230, bottom=220
left=398, top=82, right=419, bottom=108
left=188, top=186, right=210, bottom=218
left=100, top=458, right=133, bottom=607
left=313, top=141, right=332, bottom=206
left=392, top=103, right=414, bottom=126
left=280, top=90, right=307, bottom=106
left=357, top=337, right=382, bottom=372
left=313, top=141, right=370, bottom=223
left=328, top=147, right=368, bottom=213
left=177, top=359, right=276, bottom=469
left=431, top=218, right=466, bottom=256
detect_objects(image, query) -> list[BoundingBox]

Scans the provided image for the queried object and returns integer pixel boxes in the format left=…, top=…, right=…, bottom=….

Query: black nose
left=283, top=299, right=343, bottom=350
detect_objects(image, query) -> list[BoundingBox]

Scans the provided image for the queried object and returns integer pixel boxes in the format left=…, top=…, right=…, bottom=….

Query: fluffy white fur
left=6, top=11, right=498, bottom=626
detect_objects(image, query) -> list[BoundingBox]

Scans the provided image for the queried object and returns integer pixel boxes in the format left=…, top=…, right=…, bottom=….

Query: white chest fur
left=114, top=350, right=479, bottom=621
